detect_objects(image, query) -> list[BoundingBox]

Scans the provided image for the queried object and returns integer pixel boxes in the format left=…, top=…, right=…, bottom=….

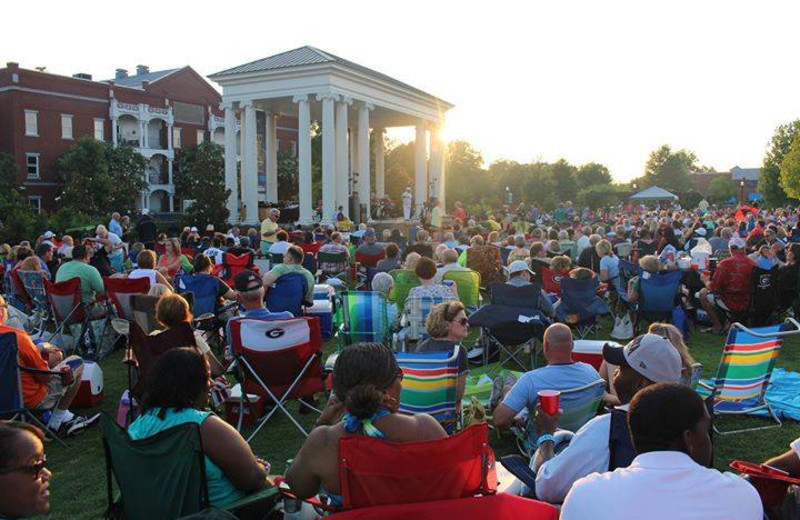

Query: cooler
left=224, top=384, right=265, bottom=428
left=572, top=340, right=621, bottom=371
left=72, top=360, right=104, bottom=408
left=308, top=299, right=334, bottom=339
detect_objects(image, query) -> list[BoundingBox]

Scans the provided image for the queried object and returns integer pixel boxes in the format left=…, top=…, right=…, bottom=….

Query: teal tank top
left=128, top=408, right=246, bottom=507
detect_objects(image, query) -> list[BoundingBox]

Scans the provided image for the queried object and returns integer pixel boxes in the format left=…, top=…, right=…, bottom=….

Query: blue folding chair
left=0, top=331, right=67, bottom=446
left=634, top=269, right=682, bottom=333
left=616, top=259, right=639, bottom=303
left=265, top=273, right=308, bottom=318
left=557, top=277, right=610, bottom=339
left=176, top=274, right=237, bottom=344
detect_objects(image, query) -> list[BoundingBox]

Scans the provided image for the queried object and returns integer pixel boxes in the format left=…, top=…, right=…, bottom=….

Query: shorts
left=706, top=293, right=729, bottom=311
left=260, top=241, right=273, bottom=255
left=35, top=356, right=83, bottom=410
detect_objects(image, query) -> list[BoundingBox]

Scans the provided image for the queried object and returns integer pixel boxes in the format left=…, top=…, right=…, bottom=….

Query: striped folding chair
left=396, top=347, right=461, bottom=433
left=399, top=295, right=448, bottom=351
left=17, top=270, right=49, bottom=335
left=338, top=291, right=390, bottom=348
left=442, top=269, right=482, bottom=310
left=697, top=319, right=800, bottom=434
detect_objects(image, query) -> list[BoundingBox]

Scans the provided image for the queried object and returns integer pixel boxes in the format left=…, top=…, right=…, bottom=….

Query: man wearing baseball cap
left=355, top=228, right=384, bottom=258
left=506, top=260, right=554, bottom=318
left=698, top=234, right=755, bottom=334
left=531, top=333, right=682, bottom=503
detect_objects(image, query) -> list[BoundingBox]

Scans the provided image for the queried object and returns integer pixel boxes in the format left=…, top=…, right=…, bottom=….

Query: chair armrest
left=696, top=380, right=714, bottom=392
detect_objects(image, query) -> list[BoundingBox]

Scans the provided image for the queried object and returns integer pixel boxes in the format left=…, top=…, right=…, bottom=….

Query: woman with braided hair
left=285, top=343, right=446, bottom=506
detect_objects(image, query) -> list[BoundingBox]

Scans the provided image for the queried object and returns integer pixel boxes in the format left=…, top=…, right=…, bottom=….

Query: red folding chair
left=338, top=423, right=497, bottom=510
left=221, top=252, right=255, bottom=286
left=103, top=277, right=150, bottom=321
left=331, top=494, right=558, bottom=520
left=9, top=267, right=33, bottom=312
left=229, top=317, right=325, bottom=440
left=355, top=251, right=387, bottom=269
left=44, top=278, right=85, bottom=345
left=539, top=266, right=564, bottom=297
left=180, top=248, right=196, bottom=261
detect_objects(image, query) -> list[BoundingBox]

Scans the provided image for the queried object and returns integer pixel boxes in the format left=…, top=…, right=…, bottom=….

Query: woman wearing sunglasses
left=416, top=301, right=471, bottom=402
left=0, top=421, right=51, bottom=519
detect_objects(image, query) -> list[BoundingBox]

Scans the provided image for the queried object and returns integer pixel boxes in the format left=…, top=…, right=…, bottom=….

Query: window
left=291, top=140, right=297, bottom=158
left=61, top=114, right=73, bottom=140
left=25, top=110, right=38, bottom=136
left=173, top=101, right=204, bottom=124
left=28, top=196, right=42, bottom=214
left=196, top=130, right=205, bottom=145
left=173, top=127, right=182, bottom=149
left=26, top=153, right=40, bottom=179
left=94, top=118, right=105, bottom=141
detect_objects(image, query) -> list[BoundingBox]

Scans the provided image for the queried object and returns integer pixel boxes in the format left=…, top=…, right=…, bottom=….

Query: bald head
left=543, top=323, right=574, bottom=363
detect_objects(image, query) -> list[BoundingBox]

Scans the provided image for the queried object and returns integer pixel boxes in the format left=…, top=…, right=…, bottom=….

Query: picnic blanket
left=699, top=368, right=800, bottom=420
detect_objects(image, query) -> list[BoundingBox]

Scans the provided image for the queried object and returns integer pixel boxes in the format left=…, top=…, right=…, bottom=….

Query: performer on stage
left=402, top=187, right=413, bottom=220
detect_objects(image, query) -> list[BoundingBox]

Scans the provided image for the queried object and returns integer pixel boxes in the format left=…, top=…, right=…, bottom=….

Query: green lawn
left=45, top=321, right=800, bottom=520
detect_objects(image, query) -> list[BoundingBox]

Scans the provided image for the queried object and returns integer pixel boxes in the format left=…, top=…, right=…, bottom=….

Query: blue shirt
left=109, top=219, right=123, bottom=238
left=600, top=255, right=621, bottom=292
left=502, top=362, right=601, bottom=415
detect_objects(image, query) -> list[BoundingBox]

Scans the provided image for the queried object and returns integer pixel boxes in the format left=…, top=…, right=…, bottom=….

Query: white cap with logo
left=603, top=333, right=682, bottom=383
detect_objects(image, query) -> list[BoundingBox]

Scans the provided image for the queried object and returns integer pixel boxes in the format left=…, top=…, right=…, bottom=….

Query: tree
left=578, top=184, right=626, bottom=209
left=780, top=132, right=800, bottom=200
left=643, top=144, right=698, bottom=192
left=445, top=140, right=486, bottom=210
left=174, top=142, right=230, bottom=228
left=576, top=162, right=612, bottom=187
left=56, top=138, right=146, bottom=218
left=551, top=159, right=579, bottom=202
left=277, top=149, right=298, bottom=202
left=760, top=120, right=800, bottom=207
left=0, top=153, right=41, bottom=243
left=708, top=176, right=736, bottom=203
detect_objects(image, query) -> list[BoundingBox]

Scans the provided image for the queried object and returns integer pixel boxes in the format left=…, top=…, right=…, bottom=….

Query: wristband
left=536, top=433, right=555, bottom=447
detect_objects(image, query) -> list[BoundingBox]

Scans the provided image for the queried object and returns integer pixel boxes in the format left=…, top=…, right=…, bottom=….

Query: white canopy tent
left=630, top=186, right=679, bottom=201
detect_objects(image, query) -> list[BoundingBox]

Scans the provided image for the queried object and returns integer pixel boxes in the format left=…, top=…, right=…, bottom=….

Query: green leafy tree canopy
left=174, top=142, right=231, bottom=228
left=760, top=120, right=800, bottom=207
left=643, top=144, right=698, bottom=192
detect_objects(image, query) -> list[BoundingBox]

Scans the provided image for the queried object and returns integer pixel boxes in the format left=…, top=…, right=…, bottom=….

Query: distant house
left=690, top=166, right=760, bottom=202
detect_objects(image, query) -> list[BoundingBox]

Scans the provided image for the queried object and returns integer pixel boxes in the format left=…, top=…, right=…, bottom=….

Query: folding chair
left=44, top=278, right=85, bottom=348
left=269, top=252, right=284, bottom=266
left=130, top=294, right=161, bottom=334
left=697, top=319, right=800, bottom=434
left=443, top=269, right=482, bottom=310
left=399, top=295, right=448, bottom=351
left=176, top=274, right=238, bottom=347
left=220, top=252, right=254, bottom=287
left=388, top=269, right=420, bottom=312
left=614, top=241, right=633, bottom=260
left=104, top=277, right=150, bottom=321
left=8, top=267, right=33, bottom=313
left=126, top=321, right=196, bottom=400
left=229, top=317, right=325, bottom=440
left=500, top=247, right=512, bottom=266
left=355, top=250, right=387, bottom=269
left=559, top=240, right=577, bottom=261
left=17, top=270, right=49, bottom=336
left=750, top=265, right=780, bottom=326
left=265, top=272, right=308, bottom=317
left=100, top=414, right=278, bottom=520
left=465, top=246, right=503, bottom=289
left=0, top=331, right=68, bottom=446
left=616, top=259, right=639, bottom=304
left=396, top=347, right=461, bottom=433
left=338, top=423, right=497, bottom=509
left=338, top=291, right=390, bottom=348
left=557, top=277, right=611, bottom=339
left=634, top=269, right=682, bottom=333
left=302, top=252, right=317, bottom=274
left=317, top=251, right=350, bottom=285
left=469, top=283, right=550, bottom=370
left=538, top=266, right=563, bottom=298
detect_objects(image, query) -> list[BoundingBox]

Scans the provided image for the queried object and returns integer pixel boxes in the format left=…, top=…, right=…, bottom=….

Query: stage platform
left=367, top=218, right=420, bottom=237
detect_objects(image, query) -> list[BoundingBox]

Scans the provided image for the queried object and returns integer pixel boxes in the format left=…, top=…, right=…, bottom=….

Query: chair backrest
left=750, top=266, right=779, bottom=325
left=44, top=277, right=84, bottom=326
left=396, top=347, right=460, bottom=430
left=558, top=277, right=610, bottom=322
left=9, top=268, right=33, bottom=310
left=104, top=277, right=150, bottom=320
left=465, top=246, right=502, bottom=286
left=442, top=270, right=481, bottom=309
left=101, top=414, right=209, bottom=520
left=317, top=251, right=349, bottom=273
left=176, top=274, right=220, bottom=317
left=221, top=252, right=254, bottom=284
left=229, top=317, right=324, bottom=402
left=499, top=247, right=511, bottom=266
left=708, top=323, right=788, bottom=405
left=405, top=295, right=449, bottom=341
left=388, top=269, right=420, bottom=310
left=0, top=332, right=23, bottom=414
left=302, top=252, right=317, bottom=273
left=265, top=273, right=307, bottom=318
left=355, top=250, right=387, bottom=268
left=338, top=423, right=497, bottom=510
left=538, top=266, right=563, bottom=297
left=127, top=321, right=197, bottom=398
left=560, top=240, right=578, bottom=261
left=341, top=291, right=390, bottom=345
left=638, top=269, right=682, bottom=313
left=614, top=242, right=633, bottom=259
left=130, top=294, right=162, bottom=334
left=269, top=252, right=284, bottom=266
left=608, top=408, right=636, bottom=471
left=555, top=379, right=605, bottom=433
left=17, top=270, right=48, bottom=312
left=617, top=259, right=639, bottom=298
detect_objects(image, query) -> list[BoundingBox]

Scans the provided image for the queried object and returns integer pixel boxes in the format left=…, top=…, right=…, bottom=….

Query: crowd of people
left=4, top=197, right=800, bottom=518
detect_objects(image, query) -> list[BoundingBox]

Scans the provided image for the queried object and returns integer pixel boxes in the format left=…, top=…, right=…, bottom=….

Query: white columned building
left=209, top=46, right=453, bottom=226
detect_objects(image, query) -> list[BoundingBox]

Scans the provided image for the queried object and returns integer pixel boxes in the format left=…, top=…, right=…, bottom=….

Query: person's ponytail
left=343, top=383, right=384, bottom=420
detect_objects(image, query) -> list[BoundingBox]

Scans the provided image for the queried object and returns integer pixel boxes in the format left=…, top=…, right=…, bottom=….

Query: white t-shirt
left=269, top=241, right=291, bottom=256
left=128, top=269, right=157, bottom=287
left=561, top=451, right=762, bottom=520
left=100, top=232, right=124, bottom=258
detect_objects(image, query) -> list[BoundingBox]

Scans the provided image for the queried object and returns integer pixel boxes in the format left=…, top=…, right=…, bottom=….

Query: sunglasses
left=455, top=317, right=469, bottom=326
left=0, top=455, right=47, bottom=481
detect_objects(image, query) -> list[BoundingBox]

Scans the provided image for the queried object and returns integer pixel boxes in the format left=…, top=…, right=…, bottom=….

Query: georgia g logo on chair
left=265, top=328, right=286, bottom=339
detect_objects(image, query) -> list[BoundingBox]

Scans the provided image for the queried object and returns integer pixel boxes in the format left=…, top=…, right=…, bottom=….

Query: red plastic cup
left=538, top=390, right=561, bottom=416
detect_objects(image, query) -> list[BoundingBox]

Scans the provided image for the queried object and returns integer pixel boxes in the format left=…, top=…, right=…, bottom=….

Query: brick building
left=0, top=62, right=298, bottom=214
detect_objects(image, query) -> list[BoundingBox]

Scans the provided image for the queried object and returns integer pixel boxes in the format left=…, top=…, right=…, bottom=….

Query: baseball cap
left=43, top=231, right=55, bottom=239
left=364, top=230, right=376, bottom=239
left=602, top=333, right=682, bottom=383
left=695, top=227, right=707, bottom=237
left=190, top=226, right=199, bottom=232
left=729, top=235, right=746, bottom=250
left=234, top=270, right=262, bottom=292
left=507, top=260, right=534, bottom=276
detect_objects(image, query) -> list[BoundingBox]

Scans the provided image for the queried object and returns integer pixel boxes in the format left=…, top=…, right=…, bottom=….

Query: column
left=293, top=95, right=313, bottom=224
left=335, top=97, right=351, bottom=218
left=264, top=110, right=278, bottom=203
left=414, top=121, right=428, bottom=218
left=242, top=101, right=259, bottom=225
left=111, top=115, right=118, bottom=147
left=357, top=103, right=372, bottom=221
left=317, top=93, right=338, bottom=225
left=168, top=159, right=174, bottom=212
left=223, top=103, right=238, bottom=223
left=429, top=127, right=446, bottom=208
left=375, top=127, right=385, bottom=197
left=138, top=119, right=145, bottom=149
left=239, top=108, right=247, bottom=221
left=167, top=119, right=173, bottom=151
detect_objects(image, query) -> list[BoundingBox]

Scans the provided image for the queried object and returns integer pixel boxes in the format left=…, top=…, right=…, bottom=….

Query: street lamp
left=740, top=180, right=745, bottom=204
left=632, top=183, right=637, bottom=190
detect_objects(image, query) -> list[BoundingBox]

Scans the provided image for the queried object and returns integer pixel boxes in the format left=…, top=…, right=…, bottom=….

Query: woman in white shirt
left=128, top=250, right=173, bottom=292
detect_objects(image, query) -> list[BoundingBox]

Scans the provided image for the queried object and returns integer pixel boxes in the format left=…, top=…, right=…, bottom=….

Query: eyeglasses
left=456, top=317, right=469, bottom=326
left=0, top=455, right=47, bottom=480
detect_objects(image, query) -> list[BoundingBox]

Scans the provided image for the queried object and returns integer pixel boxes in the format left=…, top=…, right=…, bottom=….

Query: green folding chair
left=101, top=414, right=278, bottom=520
left=338, top=291, right=390, bottom=348
left=388, top=269, right=420, bottom=311
left=443, top=269, right=482, bottom=310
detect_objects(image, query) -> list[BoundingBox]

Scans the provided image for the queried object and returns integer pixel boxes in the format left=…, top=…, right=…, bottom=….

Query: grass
left=44, top=319, right=800, bottom=520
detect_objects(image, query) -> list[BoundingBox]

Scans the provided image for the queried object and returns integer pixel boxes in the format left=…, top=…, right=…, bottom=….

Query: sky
left=4, top=0, right=800, bottom=182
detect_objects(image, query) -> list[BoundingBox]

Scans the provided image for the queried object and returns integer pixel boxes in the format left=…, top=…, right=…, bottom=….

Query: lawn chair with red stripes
left=229, top=317, right=325, bottom=441
left=220, top=252, right=255, bottom=287
left=103, top=277, right=150, bottom=321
